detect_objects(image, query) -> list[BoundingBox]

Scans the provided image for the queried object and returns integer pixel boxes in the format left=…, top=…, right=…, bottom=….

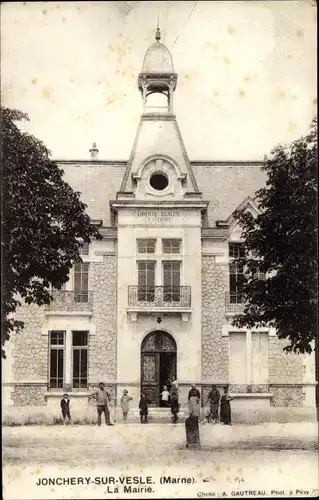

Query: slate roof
left=60, top=162, right=126, bottom=226
left=58, top=160, right=267, bottom=228
left=193, top=163, right=267, bottom=225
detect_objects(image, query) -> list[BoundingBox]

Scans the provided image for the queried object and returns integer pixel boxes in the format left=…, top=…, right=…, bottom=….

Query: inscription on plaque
left=137, top=210, right=181, bottom=224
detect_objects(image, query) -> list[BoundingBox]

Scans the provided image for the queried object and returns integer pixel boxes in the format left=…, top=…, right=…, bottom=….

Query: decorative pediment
left=131, top=154, right=187, bottom=199
left=216, top=197, right=260, bottom=240
left=226, top=196, right=260, bottom=230
left=132, top=154, right=186, bottom=181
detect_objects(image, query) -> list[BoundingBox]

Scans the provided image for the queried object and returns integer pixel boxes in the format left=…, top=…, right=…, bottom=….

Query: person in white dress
left=160, top=385, right=170, bottom=407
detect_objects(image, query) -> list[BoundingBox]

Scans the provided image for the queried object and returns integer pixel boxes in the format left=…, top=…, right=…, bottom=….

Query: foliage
left=1, top=107, right=102, bottom=358
left=232, top=117, right=317, bottom=354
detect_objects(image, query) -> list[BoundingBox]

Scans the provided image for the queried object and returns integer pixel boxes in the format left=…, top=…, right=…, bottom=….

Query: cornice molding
left=53, top=159, right=265, bottom=167
left=54, top=160, right=127, bottom=166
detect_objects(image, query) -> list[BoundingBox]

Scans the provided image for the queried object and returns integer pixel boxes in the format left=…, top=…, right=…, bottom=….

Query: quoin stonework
left=2, top=28, right=316, bottom=417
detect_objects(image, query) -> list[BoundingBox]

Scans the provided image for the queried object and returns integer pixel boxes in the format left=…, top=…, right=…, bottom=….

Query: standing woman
left=220, top=386, right=233, bottom=425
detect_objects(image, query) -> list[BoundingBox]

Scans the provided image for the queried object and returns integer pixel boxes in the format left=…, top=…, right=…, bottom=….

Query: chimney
left=89, top=142, right=99, bottom=160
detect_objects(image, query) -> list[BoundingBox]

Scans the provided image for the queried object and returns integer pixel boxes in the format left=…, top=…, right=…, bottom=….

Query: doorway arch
left=141, top=331, right=177, bottom=406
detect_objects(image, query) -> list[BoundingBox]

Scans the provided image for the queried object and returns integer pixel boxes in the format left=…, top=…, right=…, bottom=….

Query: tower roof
left=141, top=28, right=174, bottom=74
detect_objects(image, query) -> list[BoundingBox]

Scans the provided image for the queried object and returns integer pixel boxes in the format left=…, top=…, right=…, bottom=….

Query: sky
left=1, top=1, right=317, bottom=161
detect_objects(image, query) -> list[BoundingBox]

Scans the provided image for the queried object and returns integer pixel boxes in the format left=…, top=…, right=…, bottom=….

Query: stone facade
left=201, top=256, right=228, bottom=381
left=7, top=253, right=311, bottom=410
left=270, top=387, right=304, bottom=407
left=12, top=384, right=47, bottom=406
left=268, top=337, right=305, bottom=407
left=11, top=303, right=48, bottom=405
left=12, top=303, right=48, bottom=381
left=269, top=337, right=303, bottom=384
left=88, top=255, right=117, bottom=382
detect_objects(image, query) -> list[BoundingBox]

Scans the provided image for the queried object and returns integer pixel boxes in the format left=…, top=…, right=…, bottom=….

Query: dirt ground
left=3, top=423, right=318, bottom=500
left=3, top=422, right=318, bottom=466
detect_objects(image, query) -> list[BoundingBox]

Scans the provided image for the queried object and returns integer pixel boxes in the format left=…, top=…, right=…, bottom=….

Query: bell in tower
left=138, top=26, right=178, bottom=115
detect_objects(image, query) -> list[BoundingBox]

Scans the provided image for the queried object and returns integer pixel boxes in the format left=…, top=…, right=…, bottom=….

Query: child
left=160, top=385, right=170, bottom=407
left=220, top=386, right=233, bottom=426
left=120, top=389, right=132, bottom=422
left=139, top=393, right=149, bottom=423
left=60, top=393, right=72, bottom=424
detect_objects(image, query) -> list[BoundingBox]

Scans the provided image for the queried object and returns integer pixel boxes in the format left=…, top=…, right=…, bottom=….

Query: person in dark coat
left=170, top=383, right=179, bottom=423
left=207, top=384, right=220, bottom=423
left=60, top=394, right=72, bottom=424
left=139, top=393, right=149, bottom=423
left=220, top=386, right=233, bottom=425
left=188, top=384, right=200, bottom=400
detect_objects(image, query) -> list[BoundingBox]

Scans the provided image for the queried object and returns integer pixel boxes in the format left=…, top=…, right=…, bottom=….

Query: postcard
left=2, top=1, right=318, bottom=499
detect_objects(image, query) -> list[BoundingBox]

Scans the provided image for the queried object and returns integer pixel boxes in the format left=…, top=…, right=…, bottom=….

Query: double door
left=141, top=351, right=176, bottom=406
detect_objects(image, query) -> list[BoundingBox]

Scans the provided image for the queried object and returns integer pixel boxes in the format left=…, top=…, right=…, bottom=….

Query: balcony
left=225, top=292, right=245, bottom=314
left=127, top=286, right=192, bottom=322
left=45, top=290, right=93, bottom=313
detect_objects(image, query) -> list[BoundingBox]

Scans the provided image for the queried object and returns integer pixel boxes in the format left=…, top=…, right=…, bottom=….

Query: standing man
left=90, top=382, right=114, bottom=426
left=207, top=384, right=220, bottom=423
left=170, top=382, right=179, bottom=423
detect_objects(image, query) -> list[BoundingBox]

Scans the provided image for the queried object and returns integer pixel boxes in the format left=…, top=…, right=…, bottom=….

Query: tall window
left=74, top=262, right=89, bottom=302
left=79, top=242, right=89, bottom=255
left=229, top=331, right=269, bottom=386
left=137, top=239, right=156, bottom=254
left=229, top=332, right=247, bottom=384
left=162, top=239, right=181, bottom=254
left=251, top=332, right=269, bottom=384
left=72, top=331, right=88, bottom=388
left=138, top=261, right=155, bottom=301
left=163, top=261, right=180, bottom=302
left=229, top=243, right=245, bottom=304
left=49, top=331, right=65, bottom=388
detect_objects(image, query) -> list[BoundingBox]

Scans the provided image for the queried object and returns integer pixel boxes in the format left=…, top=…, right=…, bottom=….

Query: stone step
left=131, top=408, right=186, bottom=414
left=116, top=407, right=187, bottom=423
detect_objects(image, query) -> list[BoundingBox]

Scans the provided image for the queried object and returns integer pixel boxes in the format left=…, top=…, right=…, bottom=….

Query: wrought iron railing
left=45, top=290, right=93, bottom=312
left=225, top=291, right=245, bottom=313
left=128, top=286, right=191, bottom=308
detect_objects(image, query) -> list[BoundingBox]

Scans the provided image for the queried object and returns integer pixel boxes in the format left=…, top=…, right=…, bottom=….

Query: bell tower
left=113, top=27, right=208, bottom=408
left=138, top=26, right=178, bottom=114
left=118, top=26, right=200, bottom=195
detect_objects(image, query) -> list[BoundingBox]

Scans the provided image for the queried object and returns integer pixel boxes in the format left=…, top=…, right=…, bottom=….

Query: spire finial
left=155, top=16, right=161, bottom=41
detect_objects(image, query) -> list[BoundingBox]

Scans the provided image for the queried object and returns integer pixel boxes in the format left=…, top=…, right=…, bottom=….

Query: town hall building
left=2, top=28, right=316, bottom=417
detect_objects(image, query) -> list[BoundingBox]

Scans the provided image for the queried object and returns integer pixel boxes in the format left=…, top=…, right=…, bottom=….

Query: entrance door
left=141, top=331, right=177, bottom=406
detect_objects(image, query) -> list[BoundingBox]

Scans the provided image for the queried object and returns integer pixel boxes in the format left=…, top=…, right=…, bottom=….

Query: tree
left=1, top=107, right=102, bottom=358
left=232, top=117, right=317, bottom=354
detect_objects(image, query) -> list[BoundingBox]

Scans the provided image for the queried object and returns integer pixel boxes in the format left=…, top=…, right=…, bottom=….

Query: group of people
left=60, top=382, right=115, bottom=426
left=59, top=381, right=233, bottom=426
left=203, top=384, right=233, bottom=426
left=140, top=379, right=179, bottom=424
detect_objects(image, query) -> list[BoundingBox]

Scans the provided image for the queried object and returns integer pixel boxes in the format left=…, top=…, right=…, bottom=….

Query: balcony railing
left=225, top=291, right=245, bottom=313
left=45, top=290, right=93, bottom=312
left=128, top=286, right=191, bottom=308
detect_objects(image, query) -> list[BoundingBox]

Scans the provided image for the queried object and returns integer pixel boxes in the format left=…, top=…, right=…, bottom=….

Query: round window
left=149, top=172, right=169, bottom=191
